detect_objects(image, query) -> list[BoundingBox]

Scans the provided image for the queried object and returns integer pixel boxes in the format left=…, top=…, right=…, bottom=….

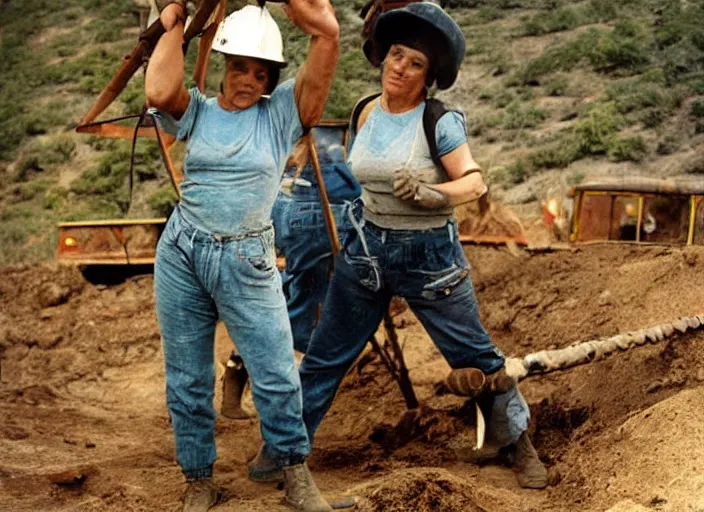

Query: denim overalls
left=299, top=100, right=530, bottom=448
left=272, top=144, right=361, bottom=353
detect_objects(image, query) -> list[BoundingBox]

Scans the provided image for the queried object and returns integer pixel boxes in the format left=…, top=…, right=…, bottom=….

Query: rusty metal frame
left=75, top=0, right=226, bottom=193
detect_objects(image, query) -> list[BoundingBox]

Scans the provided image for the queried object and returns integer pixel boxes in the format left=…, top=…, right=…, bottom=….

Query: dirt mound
left=470, top=244, right=704, bottom=354
left=576, top=387, right=704, bottom=511
left=456, top=200, right=528, bottom=244
left=353, top=467, right=519, bottom=512
left=1, top=243, right=704, bottom=511
left=0, top=264, right=160, bottom=396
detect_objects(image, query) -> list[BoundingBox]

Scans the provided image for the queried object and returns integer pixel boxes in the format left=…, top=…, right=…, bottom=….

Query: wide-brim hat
left=371, top=2, right=465, bottom=90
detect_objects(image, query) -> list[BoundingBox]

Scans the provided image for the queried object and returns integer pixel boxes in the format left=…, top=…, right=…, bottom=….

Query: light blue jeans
left=154, top=206, right=310, bottom=479
left=300, top=201, right=529, bottom=447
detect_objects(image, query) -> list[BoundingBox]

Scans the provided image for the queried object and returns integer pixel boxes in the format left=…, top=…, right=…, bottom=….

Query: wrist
left=162, top=2, right=186, bottom=28
left=158, top=0, right=187, bottom=10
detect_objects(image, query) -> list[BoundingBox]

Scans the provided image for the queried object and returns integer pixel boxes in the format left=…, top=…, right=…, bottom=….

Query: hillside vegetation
left=1, top=0, right=704, bottom=263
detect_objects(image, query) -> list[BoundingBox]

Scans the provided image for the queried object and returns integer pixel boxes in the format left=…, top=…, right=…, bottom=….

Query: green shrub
left=529, top=133, right=583, bottom=169
left=493, top=90, right=515, bottom=108
left=691, top=100, right=704, bottom=118
left=575, top=103, right=623, bottom=155
left=607, top=136, right=646, bottom=161
left=518, top=7, right=586, bottom=37
left=87, top=137, right=119, bottom=152
left=0, top=221, right=28, bottom=246
left=41, top=137, right=76, bottom=163
left=504, top=159, right=529, bottom=184
left=640, top=68, right=667, bottom=85
left=656, top=135, right=680, bottom=155
left=147, top=185, right=179, bottom=217
left=515, top=24, right=650, bottom=85
left=478, top=87, right=495, bottom=101
left=43, top=187, right=69, bottom=210
left=71, top=155, right=129, bottom=197
left=15, top=156, right=43, bottom=182
left=640, top=108, right=666, bottom=128
left=466, top=113, right=502, bottom=138
left=605, top=80, right=686, bottom=129
left=588, top=0, right=618, bottom=21
left=23, top=116, right=49, bottom=136
left=567, top=171, right=586, bottom=185
left=17, top=179, right=52, bottom=201
left=588, top=22, right=650, bottom=73
left=544, top=74, right=570, bottom=96
left=121, top=81, right=146, bottom=117
left=477, top=7, right=505, bottom=22
left=503, top=101, right=547, bottom=130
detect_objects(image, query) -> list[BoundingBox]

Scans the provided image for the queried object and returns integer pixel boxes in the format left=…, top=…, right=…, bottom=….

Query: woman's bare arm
left=286, top=0, right=340, bottom=127
left=431, top=143, right=487, bottom=206
left=145, top=4, right=191, bottom=119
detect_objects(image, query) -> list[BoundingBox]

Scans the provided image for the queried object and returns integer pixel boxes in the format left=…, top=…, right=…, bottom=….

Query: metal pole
left=307, top=132, right=341, bottom=255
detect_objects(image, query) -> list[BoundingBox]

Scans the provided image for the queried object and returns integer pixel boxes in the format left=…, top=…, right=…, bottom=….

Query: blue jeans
left=272, top=192, right=353, bottom=353
left=154, top=207, right=310, bottom=479
left=300, top=203, right=529, bottom=446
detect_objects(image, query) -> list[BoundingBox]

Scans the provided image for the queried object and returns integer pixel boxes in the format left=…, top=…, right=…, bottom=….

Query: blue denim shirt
left=159, top=79, right=303, bottom=235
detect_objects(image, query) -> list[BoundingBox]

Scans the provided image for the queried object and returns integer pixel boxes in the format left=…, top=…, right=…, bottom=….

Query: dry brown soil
left=2, top=243, right=704, bottom=511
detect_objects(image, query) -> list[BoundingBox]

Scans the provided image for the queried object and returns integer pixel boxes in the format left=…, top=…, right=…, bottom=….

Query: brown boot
left=248, top=444, right=283, bottom=483
left=282, top=463, right=332, bottom=512
left=221, top=356, right=251, bottom=420
left=514, top=431, right=548, bottom=489
left=182, top=478, right=220, bottom=512
left=456, top=439, right=505, bottom=465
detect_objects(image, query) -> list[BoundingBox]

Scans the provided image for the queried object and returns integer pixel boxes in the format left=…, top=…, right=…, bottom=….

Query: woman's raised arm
left=285, top=0, right=340, bottom=127
left=145, top=3, right=191, bottom=119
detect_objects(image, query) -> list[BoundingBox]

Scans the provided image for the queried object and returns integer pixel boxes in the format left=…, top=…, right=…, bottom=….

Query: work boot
left=282, top=463, right=332, bottom=512
left=182, top=478, right=219, bottom=512
left=456, top=439, right=507, bottom=466
left=221, top=355, right=251, bottom=420
left=514, top=431, right=548, bottom=489
left=248, top=444, right=283, bottom=483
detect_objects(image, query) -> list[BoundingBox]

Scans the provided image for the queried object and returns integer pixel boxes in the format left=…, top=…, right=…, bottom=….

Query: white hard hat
left=212, top=5, right=286, bottom=68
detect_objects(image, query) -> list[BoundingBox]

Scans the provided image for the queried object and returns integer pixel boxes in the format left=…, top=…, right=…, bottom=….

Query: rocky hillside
left=1, top=0, right=704, bottom=263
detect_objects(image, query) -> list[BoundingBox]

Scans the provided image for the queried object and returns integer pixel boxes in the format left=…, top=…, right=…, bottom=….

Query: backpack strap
left=350, top=94, right=463, bottom=175
left=423, top=97, right=452, bottom=171
left=349, top=92, right=382, bottom=142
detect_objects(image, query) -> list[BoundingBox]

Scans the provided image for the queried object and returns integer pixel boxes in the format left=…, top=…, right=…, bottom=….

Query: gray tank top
left=347, top=102, right=455, bottom=230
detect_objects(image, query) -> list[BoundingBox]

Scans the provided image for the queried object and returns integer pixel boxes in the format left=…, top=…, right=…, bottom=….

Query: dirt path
left=2, top=244, right=703, bottom=511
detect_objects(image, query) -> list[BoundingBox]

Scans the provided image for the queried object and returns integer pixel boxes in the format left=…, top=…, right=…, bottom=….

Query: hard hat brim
left=215, top=49, right=288, bottom=69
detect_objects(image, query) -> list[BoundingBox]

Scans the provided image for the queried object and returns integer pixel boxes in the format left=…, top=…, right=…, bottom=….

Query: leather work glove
left=434, top=367, right=516, bottom=398
left=392, top=169, right=449, bottom=209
